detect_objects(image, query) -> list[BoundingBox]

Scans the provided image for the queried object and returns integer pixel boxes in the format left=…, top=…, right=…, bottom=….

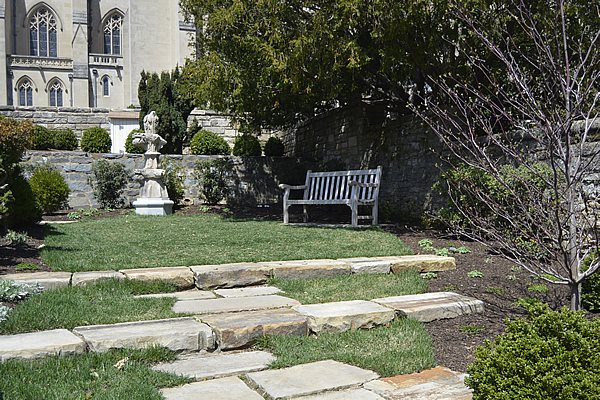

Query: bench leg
left=372, top=203, right=379, bottom=226
left=351, top=204, right=358, bottom=227
left=303, top=206, right=309, bottom=223
left=283, top=203, right=289, bottom=224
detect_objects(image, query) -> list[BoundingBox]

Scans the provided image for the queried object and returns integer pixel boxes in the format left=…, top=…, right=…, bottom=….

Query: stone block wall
left=22, top=151, right=310, bottom=209
left=0, top=107, right=110, bottom=137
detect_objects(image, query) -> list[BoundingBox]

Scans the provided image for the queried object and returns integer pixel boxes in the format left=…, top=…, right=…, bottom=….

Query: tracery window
left=29, top=8, right=58, bottom=57
left=49, top=81, right=63, bottom=107
left=104, top=14, right=122, bottom=55
left=18, top=79, right=34, bottom=107
left=102, top=76, right=110, bottom=97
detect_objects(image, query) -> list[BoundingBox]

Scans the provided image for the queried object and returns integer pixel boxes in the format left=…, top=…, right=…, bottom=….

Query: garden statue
left=132, top=111, right=174, bottom=215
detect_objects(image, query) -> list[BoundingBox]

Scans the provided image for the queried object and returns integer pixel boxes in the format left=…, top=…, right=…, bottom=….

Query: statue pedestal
left=133, top=197, right=174, bottom=216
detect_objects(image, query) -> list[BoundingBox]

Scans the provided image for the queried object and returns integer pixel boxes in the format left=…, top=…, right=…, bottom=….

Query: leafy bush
left=161, top=159, right=185, bottom=206
left=466, top=302, right=600, bottom=400
left=31, top=126, right=53, bottom=150
left=29, top=166, right=70, bottom=213
left=264, top=136, right=285, bottom=156
left=80, top=127, right=111, bottom=153
left=0, top=117, right=34, bottom=166
left=582, top=251, right=600, bottom=312
left=190, top=130, right=231, bottom=155
left=233, top=134, right=262, bottom=156
left=3, top=230, right=30, bottom=246
left=5, top=170, right=41, bottom=226
left=90, top=160, right=129, bottom=208
left=194, top=159, right=232, bottom=204
left=52, top=129, right=78, bottom=150
left=125, top=129, right=145, bottom=154
left=0, top=280, right=42, bottom=302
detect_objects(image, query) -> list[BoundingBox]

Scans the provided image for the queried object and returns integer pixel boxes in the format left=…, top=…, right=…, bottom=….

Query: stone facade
left=22, top=150, right=310, bottom=209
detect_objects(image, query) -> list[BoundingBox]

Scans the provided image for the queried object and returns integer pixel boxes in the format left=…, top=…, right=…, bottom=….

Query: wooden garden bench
left=279, top=166, right=382, bottom=227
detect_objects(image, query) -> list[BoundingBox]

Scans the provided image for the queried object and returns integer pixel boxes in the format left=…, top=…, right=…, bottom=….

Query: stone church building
left=0, top=0, right=195, bottom=109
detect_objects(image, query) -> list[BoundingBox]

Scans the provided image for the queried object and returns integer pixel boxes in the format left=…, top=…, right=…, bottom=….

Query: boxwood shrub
left=233, top=134, right=261, bottom=156
left=29, top=167, right=70, bottom=213
left=263, top=136, right=285, bottom=156
left=31, top=126, right=53, bottom=150
left=81, top=127, right=111, bottom=153
left=125, top=129, right=145, bottom=154
left=52, top=129, right=78, bottom=150
left=190, top=130, right=230, bottom=155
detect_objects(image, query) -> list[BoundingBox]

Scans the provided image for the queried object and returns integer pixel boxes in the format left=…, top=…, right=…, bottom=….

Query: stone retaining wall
left=0, top=107, right=110, bottom=137
left=22, top=151, right=311, bottom=209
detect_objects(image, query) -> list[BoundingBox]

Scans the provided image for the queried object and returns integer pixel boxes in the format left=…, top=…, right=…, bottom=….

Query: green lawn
left=0, top=347, right=190, bottom=400
left=258, top=318, right=436, bottom=377
left=42, top=213, right=412, bottom=272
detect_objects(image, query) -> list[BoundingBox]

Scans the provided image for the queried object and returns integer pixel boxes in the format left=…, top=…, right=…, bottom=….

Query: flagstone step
left=72, top=317, right=214, bottom=353
left=153, top=350, right=275, bottom=380
left=258, top=259, right=351, bottom=280
left=363, top=366, right=472, bottom=400
left=214, top=286, right=282, bottom=298
left=71, top=271, right=125, bottom=286
left=161, top=376, right=265, bottom=400
left=389, top=255, right=456, bottom=273
left=172, top=295, right=300, bottom=315
left=293, top=300, right=396, bottom=334
left=192, top=263, right=273, bottom=290
left=1, top=272, right=72, bottom=290
left=246, top=360, right=379, bottom=400
left=293, top=388, right=384, bottom=400
left=199, top=308, right=308, bottom=350
left=135, top=289, right=217, bottom=301
left=371, top=292, right=484, bottom=322
left=0, top=329, right=86, bottom=362
left=119, top=267, right=195, bottom=289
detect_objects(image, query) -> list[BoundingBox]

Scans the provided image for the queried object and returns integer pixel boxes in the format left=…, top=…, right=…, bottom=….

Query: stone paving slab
left=73, top=317, right=214, bottom=353
left=389, top=255, right=456, bottom=273
left=214, top=286, right=282, bottom=298
left=293, top=388, right=385, bottom=400
left=199, top=308, right=308, bottom=350
left=192, top=263, right=273, bottom=289
left=259, top=259, right=352, bottom=279
left=72, top=271, right=125, bottom=286
left=0, top=329, right=86, bottom=362
left=153, top=350, right=275, bottom=380
left=338, top=257, right=393, bottom=274
left=120, top=267, right=195, bottom=289
left=293, top=300, right=396, bottom=333
left=1, top=272, right=72, bottom=290
left=161, top=376, right=264, bottom=400
left=135, top=289, right=217, bottom=300
left=246, top=360, right=379, bottom=399
left=371, top=292, right=484, bottom=322
left=173, top=295, right=300, bottom=315
left=363, top=367, right=472, bottom=400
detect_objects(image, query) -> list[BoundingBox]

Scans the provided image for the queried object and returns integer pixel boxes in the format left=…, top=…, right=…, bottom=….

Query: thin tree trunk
left=570, top=281, right=582, bottom=311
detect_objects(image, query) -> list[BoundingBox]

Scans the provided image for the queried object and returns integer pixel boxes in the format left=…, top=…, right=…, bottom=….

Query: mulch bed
left=0, top=205, right=579, bottom=372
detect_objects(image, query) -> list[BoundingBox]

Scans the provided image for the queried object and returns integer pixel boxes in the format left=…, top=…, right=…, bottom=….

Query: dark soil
left=0, top=205, right=576, bottom=372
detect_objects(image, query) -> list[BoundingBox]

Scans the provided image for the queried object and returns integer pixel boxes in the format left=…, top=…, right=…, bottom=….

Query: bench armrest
left=348, top=181, right=379, bottom=188
left=279, top=184, right=307, bottom=190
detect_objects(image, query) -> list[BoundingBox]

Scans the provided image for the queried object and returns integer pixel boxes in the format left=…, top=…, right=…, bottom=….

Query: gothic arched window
left=102, top=76, right=110, bottom=96
left=18, top=79, right=34, bottom=107
left=49, top=80, right=63, bottom=107
left=29, top=8, right=58, bottom=57
left=104, top=14, right=122, bottom=55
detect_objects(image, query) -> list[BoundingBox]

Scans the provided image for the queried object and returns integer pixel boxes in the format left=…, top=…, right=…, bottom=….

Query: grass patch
left=272, top=270, right=427, bottom=304
left=0, top=279, right=180, bottom=334
left=258, top=318, right=435, bottom=377
left=0, top=347, right=191, bottom=400
left=42, top=213, right=412, bottom=272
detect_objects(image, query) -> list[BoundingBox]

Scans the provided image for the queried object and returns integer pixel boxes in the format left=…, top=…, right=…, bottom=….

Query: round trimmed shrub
left=29, top=167, right=70, bottom=213
left=233, top=134, right=262, bottom=156
left=190, top=130, right=230, bottom=155
left=263, top=136, right=285, bottom=156
left=52, top=129, right=78, bottom=150
left=80, top=127, right=111, bottom=153
left=31, top=126, right=53, bottom=150
left=466, top=302, right=600, bottom=400
left=125, top=129, right=145, bottom=154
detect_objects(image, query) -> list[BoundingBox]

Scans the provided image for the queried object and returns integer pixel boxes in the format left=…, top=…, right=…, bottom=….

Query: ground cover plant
left=0, top=279, right=180, bottom=334
left=0, top=347, right=190, bottom=400
left=42, top=213, right=412, bottom=272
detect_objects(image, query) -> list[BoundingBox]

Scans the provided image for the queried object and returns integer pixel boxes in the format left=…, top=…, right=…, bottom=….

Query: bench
left=279, top=166, right=382, bottom=227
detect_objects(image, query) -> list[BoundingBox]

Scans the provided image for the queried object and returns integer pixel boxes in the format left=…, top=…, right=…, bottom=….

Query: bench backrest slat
left=303, top=167, right=382, bottom=201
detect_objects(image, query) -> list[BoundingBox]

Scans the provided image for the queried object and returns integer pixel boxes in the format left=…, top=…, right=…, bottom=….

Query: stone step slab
left=339, top=258, right=393, bottom=274
left=161, top=376, right=264, bottom=400
left=1, top=272, right=72, bottom=290
left=214, top=286, right=282, bottom=298
left=363, top=367, right=472, bottom=400
left=371, top=292, right=484, bottom=323
left=71, top=271, right=125, bottom=286
left=135, top=289, right=217, bottom=301
left=73, top=317, right=214, bottom=353
left=119, top=267, right=194, bottom=289
left=259, top=259, right=352, bottom=280
left=293, top=300, right=396, bottom=334
left=389, top=255, right=456, bottom=273
left=172, top=295, right=300, bottom=315
left=246, top=360, right=379, bottom=400
left=0, top=329, right=86, bottom=362
left=293, top=389, right=385, bottom=400
left=152, top=350, right=275, bottom=380
left=199, top=308, right=308, bottom=350
left=192, top=263, right=272, bottom=290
